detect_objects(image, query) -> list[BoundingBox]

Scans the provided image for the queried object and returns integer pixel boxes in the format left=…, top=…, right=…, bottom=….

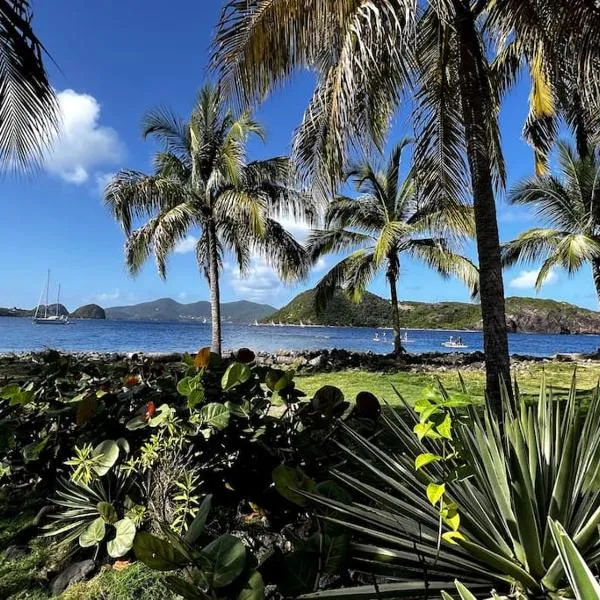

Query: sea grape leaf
left=272, top=465, right=316, bottom=506
left=79, top=517, right=106, bottom=548
left=184, top=494, right=212, bottom=544
left=92, top=440, right=120, bottom=476
left=133, top=531, right=187, bottom=570
left=23, top=435, right=50, bottom=462
left=97, top=501, right=118, bottom=524
left=221, top=363, right=251, bottom=391
left=107, top=517, right=136, bottom=558
left=199, top=403, right=230, bottom=430
left=202, top=534, right=246, bottom=588
left=237, top=570, right=265, bottom=600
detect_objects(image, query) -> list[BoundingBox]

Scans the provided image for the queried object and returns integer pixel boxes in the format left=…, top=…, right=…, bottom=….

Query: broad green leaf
left=107, top=518, right=136, bottom=558
left=199, top=403, right=230, bottom=430
left=426, top=483, right=445, bottom=505
left=79, top=517, right=105, bottom=547
left=278, top=549, right=318, bottom=596
left=164, top=576, right=206, bottom=600
left=177, top=377, right=195, bottom=397
left=415, top=453, right=442, bottom=471
left=413, top=422, right=441, bottom=441
left=23, top=435, right=50, bottom=462
left=238, top=570, right=265, bottom=600
left=442, top=531, right=466, bottom=545
left=97, top=501, right=117, bottom=524
left=185, top=494, right=212, bottom=544
left=133, top=531, right=187, bottom=571
left=202, top=534, right=246, bottom=588
left=92, top=440, right=120, bottom=476
left=222, top=363, right=251, bottom=391
left=272, top=465, right=316, bottom=506
left=187, top=387, right=205, bottom=410
left=149, top=404, right=172, bottom=427
left=0, top=384, right=21, bottom=400
left=126, top=415, right=147, bottom=430
left=436, top=414, right=453, bottom=440
left=321, top=533, right=350, bottom=574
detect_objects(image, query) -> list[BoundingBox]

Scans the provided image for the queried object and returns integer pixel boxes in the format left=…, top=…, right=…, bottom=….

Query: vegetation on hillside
left=266, top=289, right=600, bottom=333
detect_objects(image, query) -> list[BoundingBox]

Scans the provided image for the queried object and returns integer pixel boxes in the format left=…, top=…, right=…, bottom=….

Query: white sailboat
left=33, top=270, right=69, bottom=325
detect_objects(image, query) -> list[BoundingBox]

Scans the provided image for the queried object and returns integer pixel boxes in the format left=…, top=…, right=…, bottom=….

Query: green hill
left=266, top=289, right=600, bottom=334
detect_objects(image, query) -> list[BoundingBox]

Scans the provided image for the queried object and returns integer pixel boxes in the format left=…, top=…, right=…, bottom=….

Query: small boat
left=400, top=332, right=414, bottom=344
left=442, top=336, right=468, bottom=349
left=33, top=270, right=69, bottom=325
left=253, top=319, right=259, bottom=326
left=373, top=332, right=380, bottom=342
left=299, top=320, right=305, bottom=327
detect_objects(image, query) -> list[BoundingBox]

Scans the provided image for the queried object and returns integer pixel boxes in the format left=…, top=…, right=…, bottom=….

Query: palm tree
left=0, top=0, right=58, bottom=171
left=212, top=0, right=600, bottom=413
left=106, top=85, right=314, bottom=354
left=308, top=140, right=478, bottom=355
left=503, top=142, right=600, bottom=302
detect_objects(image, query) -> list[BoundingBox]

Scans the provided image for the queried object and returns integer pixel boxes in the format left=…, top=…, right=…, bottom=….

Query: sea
left=1, top=317, right=600, bottom=357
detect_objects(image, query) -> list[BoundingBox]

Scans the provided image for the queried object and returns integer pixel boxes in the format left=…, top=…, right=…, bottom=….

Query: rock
left=70, top=304, right=106, bottom=319
left=4, top=544, right=28, bottom=559
left=308, top=354, right=326, bottom=368
left=50, top=560, right=96, bottom=596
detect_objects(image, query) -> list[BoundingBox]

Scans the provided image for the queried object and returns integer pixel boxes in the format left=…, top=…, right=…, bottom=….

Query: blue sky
left=0, top=1, right=595, bottom=311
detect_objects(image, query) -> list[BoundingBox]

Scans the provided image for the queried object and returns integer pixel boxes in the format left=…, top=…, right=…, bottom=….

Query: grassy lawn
left=296, top=361, right=600, bottom=405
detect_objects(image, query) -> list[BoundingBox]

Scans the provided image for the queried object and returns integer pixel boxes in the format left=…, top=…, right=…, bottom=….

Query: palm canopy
left=0, top=0, right=58, bottom=172
left=307, top=141, right=478, bottom=350
left=106, top=85, right=314, bottom=282
left=503, top=142, right=600, bottom=298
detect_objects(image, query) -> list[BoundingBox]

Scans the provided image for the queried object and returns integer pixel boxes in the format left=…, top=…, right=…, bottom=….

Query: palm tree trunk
left=454, top=4, right=511, bottom=416
left=592, top=258, right=600, bottom=304
left=387, top=256, right=403, bottom=355
left=207, top=221, right=222, bottom=355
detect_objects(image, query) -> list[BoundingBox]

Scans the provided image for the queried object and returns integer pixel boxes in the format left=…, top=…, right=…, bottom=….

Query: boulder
left=50, top=559, right=96, bottom=596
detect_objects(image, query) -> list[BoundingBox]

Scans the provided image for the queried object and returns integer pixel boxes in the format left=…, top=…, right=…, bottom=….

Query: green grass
left=297, top=361, right=600, bottom=405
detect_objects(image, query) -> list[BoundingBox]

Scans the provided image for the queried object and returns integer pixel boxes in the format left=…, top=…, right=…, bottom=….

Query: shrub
left=303, top=377, right=600, bottom=598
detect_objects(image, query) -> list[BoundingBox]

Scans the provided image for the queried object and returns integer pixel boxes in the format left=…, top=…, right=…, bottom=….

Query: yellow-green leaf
left=415, top=453, right=442, bottom=471
left=426, top=483, right=445, bottom=505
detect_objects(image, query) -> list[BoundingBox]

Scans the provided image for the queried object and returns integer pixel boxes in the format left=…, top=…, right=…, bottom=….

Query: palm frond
left=141, top=106, right=190, bottom=164
left=0, top=0, right=58, bottom=172
left=344, top=251, right=378, bottom=303
left=501, top=228, right=564, bottom=267
left=325, top=196, right=385, bottom=231
left=307, top=228, right=374, bottom=262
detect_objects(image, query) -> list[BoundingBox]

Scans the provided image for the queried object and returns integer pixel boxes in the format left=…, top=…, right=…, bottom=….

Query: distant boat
left=401, top=331, right=414, bottom=344
left=33, top=270, right=69, bottom=325
left=202, top=317, right=207, bottom=324
left=254, top=319, right=259, bottom=326
left=373, top=332, right=380, bottom=342
left=442, top=336, right=468, bottom=349
left=299, top=320, right=305, bottom=327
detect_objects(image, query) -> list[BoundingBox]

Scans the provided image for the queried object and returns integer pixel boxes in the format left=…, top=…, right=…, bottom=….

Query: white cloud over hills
left=45, top=89, right=124, bottom=185
left=509, top=268, right=558, bottom=290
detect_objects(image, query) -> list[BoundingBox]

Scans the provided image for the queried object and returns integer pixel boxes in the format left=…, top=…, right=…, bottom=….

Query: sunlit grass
left=297, top=361, right=600, bottom=405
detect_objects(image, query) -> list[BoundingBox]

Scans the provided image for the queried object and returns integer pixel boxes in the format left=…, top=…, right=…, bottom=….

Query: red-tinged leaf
left=124, top=375, right=141, bottom=388
left=144, top=401, right=156, bottom=421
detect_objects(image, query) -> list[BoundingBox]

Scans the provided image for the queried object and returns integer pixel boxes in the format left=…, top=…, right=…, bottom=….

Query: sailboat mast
left=44, top=269, right=50, bottom=318
left=56, top=283, right=60, bottom=317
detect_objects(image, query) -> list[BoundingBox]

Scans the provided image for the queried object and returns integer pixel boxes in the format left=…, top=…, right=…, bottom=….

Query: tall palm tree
left=0, top=0, right=58, bottom=171
left=308, top=140, right=478, bottom=355
left=106, top=85, right=314, bottom=354
left=503, top=142, right=600, bottom=302
left=212, top=0, right=600, bottom=413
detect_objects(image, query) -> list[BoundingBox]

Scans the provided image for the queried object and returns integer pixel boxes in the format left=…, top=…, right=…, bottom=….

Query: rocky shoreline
left=2, top=347, right=599, bottom=383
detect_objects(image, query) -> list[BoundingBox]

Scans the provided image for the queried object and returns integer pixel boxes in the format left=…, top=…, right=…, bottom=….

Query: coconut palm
left=0, top=0, right=58, bottom=171
left=307, top=140, right=478, bottom=355
left=503, top=142, right=600, bottom=303
left=212, top=0, right=600, bottom=413
left=105, top=85, right=314, bottom=354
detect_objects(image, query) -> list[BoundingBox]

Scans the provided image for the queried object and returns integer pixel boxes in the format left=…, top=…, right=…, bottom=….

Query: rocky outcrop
left=70, top=304, right=106, bottom=319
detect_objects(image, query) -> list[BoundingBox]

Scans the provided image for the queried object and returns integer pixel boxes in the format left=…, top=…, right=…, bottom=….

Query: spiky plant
left=0, top=0, right=58, bottom=172
left=502, top=142, right=600, bottom=303
left=300, top=376, right=600, bottom=598
left=106, top=85, right=315, bottom=354
left=307, top=139, right=478, bottom=355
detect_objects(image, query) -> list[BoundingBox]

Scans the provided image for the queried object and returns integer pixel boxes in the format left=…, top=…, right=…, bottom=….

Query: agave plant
left=301, top=377, right=600, bottom=598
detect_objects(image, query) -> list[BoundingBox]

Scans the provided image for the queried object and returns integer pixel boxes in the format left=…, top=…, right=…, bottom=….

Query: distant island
left=266, top=289, right=600, bottom=335
left=2, top=291, right=600, bottom=334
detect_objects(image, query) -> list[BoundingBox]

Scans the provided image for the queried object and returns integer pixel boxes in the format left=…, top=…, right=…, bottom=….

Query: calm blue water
left=1, top=317, right=599, bottom=357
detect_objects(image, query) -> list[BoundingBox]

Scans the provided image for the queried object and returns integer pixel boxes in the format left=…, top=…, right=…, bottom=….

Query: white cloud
left=93, top=289, right=121, bottom=303
left=174, top=235, right=198, bottom=254
left=178, top=292, right=189, bottom=300
left=226, top=258, right=283, bottom=302
left=45, top=89, right=124, bottom=184
left=276, top=216, right=313, bottom=243
left=509, top=268, right=558, bottom=290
